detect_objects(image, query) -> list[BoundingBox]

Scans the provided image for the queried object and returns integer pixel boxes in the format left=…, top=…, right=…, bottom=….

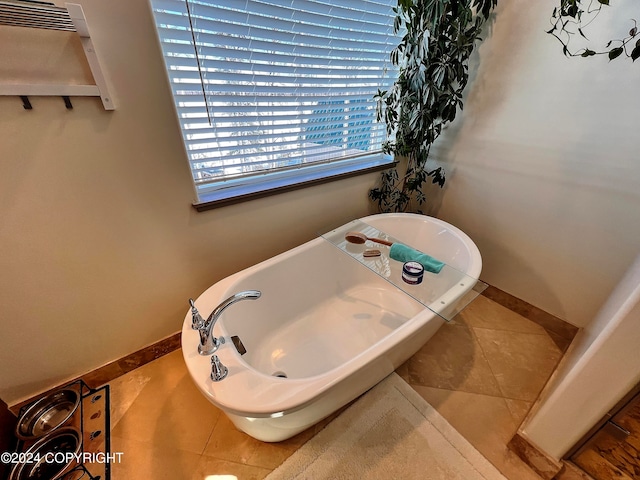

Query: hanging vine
left=547, top=0, right=640, bottom=61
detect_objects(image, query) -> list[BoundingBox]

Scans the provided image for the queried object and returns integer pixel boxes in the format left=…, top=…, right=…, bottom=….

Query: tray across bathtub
left=320, top=219, right=487, bottom=322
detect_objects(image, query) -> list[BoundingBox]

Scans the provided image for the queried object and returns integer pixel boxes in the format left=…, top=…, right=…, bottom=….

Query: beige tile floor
left=107, top=295, right=563, bottom=480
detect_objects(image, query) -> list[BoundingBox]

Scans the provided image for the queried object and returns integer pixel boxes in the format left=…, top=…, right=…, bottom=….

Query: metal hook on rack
left=20, top=96, right=33, bottom=110
left=18, top=95, right=74, bottom=110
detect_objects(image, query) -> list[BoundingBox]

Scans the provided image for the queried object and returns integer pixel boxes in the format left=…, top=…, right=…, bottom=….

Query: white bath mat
left=266, top=373, right=507, bottom=480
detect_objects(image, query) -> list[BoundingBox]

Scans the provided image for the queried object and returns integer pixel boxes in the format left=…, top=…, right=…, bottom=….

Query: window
left=150, top=0, right=399, bottom=208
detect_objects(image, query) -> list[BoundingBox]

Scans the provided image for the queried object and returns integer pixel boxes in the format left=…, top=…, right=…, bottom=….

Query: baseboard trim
left=11, top=332, right=181, bottom=414
left=507, top=434, right=596, bottom=480
left=508, top=432, right=563, bottom=480
left=481, top=285, right=578, bottom=352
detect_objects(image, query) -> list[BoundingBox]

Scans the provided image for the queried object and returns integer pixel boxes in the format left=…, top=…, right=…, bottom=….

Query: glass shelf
left=320, top=219, right=487, bottom=322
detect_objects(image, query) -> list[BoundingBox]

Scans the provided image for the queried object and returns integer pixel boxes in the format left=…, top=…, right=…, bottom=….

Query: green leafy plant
left=370, top=0, right=636, bottom=214
left=547, top=0, right=640, bottom=62
left=369, top=0, right=497, bottom=213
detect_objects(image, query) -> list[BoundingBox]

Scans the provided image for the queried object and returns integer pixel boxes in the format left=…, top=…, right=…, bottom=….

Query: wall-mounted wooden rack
left=0, top=0, right=115, bottom=110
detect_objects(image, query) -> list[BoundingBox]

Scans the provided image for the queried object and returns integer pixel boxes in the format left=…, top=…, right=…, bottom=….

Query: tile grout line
left=469, top=323, right=566, bottom=406
left=465, top=323, right=517, bottom=408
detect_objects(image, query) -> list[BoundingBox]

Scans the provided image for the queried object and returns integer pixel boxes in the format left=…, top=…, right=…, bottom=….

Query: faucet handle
left=210, top=355, right=228, bottom=382
left=189, top=299, right=205, bottom=330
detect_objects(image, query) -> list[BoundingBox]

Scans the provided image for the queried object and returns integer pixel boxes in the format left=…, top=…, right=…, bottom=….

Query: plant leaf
left=597, top=0, right=609, bottom=5
left=608, top=46, right=624, bottom=60
left=631, top=45, right=640, bottom=61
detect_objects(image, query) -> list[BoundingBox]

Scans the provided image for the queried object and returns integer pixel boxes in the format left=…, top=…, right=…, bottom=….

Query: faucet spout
left=198, top=290, right=261, bottom=355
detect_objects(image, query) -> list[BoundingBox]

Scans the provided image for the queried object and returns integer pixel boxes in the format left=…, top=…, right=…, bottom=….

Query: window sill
left=192, top=155, right=395, bottom=212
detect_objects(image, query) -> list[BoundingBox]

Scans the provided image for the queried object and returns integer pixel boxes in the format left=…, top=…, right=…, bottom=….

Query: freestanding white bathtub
left=181, top=213, right=482, bottom=442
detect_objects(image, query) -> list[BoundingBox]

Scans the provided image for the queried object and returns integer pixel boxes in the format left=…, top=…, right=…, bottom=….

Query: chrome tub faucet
left=210, top=355, right=228, bottom=381
left=189, top=290, right=261, bottom=356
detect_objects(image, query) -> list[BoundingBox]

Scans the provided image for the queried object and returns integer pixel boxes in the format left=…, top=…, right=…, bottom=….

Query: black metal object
left=231, top=335, right=247, bottom=355
left=16, top=96, right=76, bottom=110
left=12, top=380, right=111, bottom=480
left=20, top=96, right=32, bottom=110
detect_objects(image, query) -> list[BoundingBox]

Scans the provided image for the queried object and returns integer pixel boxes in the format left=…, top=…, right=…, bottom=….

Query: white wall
left=429, top=0, right=640, bottom=327
left=1, top=0, right=639, bottom=410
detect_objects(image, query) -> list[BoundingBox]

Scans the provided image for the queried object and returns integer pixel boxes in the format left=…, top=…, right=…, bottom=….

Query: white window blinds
left=150, top=0, right=399, bottom=203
